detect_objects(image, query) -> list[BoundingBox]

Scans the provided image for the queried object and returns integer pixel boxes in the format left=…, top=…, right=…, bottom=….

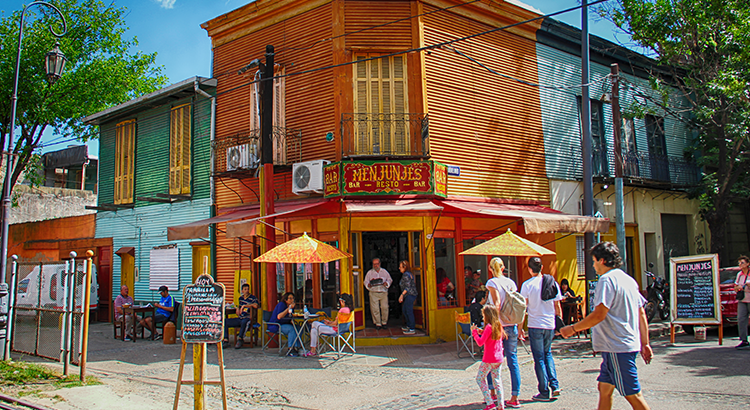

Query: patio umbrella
left=459, top=229, right=555, bottom=256
left=253, top=232, right=352, bottom=263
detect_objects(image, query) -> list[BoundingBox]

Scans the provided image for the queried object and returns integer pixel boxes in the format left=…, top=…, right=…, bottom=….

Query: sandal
left=302, top=351, right=317, bottom=357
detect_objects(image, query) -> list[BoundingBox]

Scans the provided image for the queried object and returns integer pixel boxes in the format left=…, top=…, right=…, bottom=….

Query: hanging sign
left=182, top=274, right=225, bottom=343
left=324, top=160, right=447, bottom=197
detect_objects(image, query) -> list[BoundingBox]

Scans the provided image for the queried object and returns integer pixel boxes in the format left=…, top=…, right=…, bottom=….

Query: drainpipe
left=194, top=79, right=217, bottom=280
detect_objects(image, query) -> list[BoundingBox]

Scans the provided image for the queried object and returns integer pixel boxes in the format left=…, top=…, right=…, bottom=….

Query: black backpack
left=541, top=274, right=559, bottom=301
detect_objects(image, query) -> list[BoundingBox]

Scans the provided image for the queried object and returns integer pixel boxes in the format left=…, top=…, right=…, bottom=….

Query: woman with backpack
left=486, top=257, right=522, bottom=409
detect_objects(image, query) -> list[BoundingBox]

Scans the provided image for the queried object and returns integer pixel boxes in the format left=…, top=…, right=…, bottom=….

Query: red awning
left=438, top=200, right=609, bottom=234
left=343, top=199, right=443, bottom=212
left=167, top=208, right=259, bottom=241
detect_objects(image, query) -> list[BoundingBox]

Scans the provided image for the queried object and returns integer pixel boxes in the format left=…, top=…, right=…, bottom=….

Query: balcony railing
left=593, top=147, right=701, bottom=186
left=341, top=113, right=429, bottom=158
left=212, top=126, right=302, bottom=177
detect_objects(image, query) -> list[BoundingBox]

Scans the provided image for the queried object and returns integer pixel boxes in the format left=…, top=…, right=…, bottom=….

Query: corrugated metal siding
left=422, top=7, right=549, bottom=202
left=192, top=97, right=213, bottom=200
left=212, top=4, right=335, bottom=162
left=94, top=198, right=211, bottom=303
left=134, top=103, right=171, bottom=204
left=536, top=43, right=692, bottom=182
left=344, top=0, right=412, bottom=49
left=98, top=124, right=116, bottom=205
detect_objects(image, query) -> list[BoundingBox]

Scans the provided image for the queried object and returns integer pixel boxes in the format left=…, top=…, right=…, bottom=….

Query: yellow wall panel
left=317, top=217, right=339, bottom=232
left=350, top=217, right=423, bottom=231
left=290, top=219, right=312, bottom=234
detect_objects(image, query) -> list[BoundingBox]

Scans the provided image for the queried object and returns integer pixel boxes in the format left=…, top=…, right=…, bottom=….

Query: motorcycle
left=644, top=263, right=670, bottom=322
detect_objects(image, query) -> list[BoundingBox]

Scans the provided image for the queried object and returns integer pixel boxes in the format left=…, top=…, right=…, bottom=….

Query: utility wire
left=213, top=0, right=611, bottom=99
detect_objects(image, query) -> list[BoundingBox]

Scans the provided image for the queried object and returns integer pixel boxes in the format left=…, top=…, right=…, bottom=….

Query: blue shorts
left=597, top=352, right=641, bottom=396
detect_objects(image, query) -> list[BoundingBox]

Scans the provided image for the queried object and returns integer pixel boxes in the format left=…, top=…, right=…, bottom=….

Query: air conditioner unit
left=579, top=198, right=606, bottom=218
left=292, top=160, right=330, bottom=195
left=226, top=143, right=259, bottom=171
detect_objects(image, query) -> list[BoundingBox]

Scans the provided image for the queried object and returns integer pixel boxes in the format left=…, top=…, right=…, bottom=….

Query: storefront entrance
left=352, top=231, right=425, bottom=335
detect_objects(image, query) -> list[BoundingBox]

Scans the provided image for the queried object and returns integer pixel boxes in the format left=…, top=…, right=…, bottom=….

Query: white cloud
left=155, top=0, right=177, bottom=9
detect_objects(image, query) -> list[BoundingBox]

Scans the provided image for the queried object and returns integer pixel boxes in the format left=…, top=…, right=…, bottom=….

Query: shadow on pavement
left=662, top=329, right=750, bottom=378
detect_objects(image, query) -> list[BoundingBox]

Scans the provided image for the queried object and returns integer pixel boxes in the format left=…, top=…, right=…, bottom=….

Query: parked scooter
left=644, top=263, right=670, bottom=322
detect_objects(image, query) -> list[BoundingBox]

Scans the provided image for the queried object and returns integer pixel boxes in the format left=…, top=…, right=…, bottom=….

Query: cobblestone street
left=11, top=323, right=750, bottom=409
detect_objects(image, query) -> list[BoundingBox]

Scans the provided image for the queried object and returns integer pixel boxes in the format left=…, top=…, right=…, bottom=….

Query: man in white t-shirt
left=560, top=242, right=652, bottom=410
left=520, top=257, right=563, bottom=402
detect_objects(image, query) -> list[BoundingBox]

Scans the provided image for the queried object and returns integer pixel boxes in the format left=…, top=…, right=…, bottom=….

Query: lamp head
left=45, top=42, right=66, bottom=85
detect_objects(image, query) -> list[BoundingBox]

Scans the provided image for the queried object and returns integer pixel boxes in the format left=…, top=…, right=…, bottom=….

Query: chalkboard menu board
left=182, top=274, right=225, bottom=343
left=670, top=254, right=721, bottom=325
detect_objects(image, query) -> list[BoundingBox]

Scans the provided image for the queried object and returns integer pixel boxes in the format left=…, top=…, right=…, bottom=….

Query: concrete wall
left=10, top=185, right=96, bottom=224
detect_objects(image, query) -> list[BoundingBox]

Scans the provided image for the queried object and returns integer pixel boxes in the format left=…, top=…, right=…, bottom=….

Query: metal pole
left=581, top=0, right=596, bottom=311
left=0, top=1, right=67, bottom=294
left=3, top=255, right=18, bottom=361
left=611, top=64, right=627, bottom=271
left=79, top=250, right=93, bottom=381
left=66, top=256, right=75, bottom=374
left=260, top=45, right=277, bottom=308
left=60, top=258, right=70, bottom=372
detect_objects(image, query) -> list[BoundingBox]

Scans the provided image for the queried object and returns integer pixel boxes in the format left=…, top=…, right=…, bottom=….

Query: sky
left=4, top=0, right=629, bottom=155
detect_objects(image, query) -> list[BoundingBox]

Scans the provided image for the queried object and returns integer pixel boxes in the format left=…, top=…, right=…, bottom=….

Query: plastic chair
left=319, top=316, right=356, bottom=359
left=455, top=311, right=477, bottom=359
left=262, top=310, right=288, bottom=353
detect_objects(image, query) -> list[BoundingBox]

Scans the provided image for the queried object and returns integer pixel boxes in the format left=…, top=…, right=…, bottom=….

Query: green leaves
left=0, top=0, right=167, bottom=191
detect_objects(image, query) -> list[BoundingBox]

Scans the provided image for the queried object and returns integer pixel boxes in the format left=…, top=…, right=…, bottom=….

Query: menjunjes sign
left=670, top=254, right=721, bottom=325
left=324, top=160, right=448, bottom=197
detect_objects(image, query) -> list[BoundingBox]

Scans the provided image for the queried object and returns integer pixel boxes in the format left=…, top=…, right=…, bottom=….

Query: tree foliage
left=0, top=0, right=167, bottom=193
left=600, top=0, right=750, bottom=256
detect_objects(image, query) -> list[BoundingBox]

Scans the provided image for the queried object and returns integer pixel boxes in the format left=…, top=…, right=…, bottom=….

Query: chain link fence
left=11, top=261, right=86, bottom=365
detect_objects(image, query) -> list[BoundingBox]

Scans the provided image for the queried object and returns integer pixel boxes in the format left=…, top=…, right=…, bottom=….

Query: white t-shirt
left=520, top=274, right=563, bottom=330
left=591, top=268, right=647, bottom=353
left=486, top=276, right=517, bottom=307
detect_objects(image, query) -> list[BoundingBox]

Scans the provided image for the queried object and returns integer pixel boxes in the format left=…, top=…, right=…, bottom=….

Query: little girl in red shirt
left=471, top=305, right=506, bottom=410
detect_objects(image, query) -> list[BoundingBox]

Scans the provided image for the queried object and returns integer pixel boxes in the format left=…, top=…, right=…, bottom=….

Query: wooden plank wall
left=422, top=4, right=550, bottom=203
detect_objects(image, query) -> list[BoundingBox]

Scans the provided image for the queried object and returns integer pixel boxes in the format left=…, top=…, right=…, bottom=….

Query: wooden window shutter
left=352, top=54, right=408, bottom=155
left=115, top=120, right=135, bottom=204
left=169, top=104, right=191, bottom=195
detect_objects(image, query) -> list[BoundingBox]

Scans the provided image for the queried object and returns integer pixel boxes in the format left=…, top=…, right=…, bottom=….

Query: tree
left=0, top=0, right=167, bottom=197
left=600, top=0, right=750, bottom=258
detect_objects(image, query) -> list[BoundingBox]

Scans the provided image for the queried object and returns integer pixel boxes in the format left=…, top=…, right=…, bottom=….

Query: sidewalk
left=6, top=320, right=680, bottom=409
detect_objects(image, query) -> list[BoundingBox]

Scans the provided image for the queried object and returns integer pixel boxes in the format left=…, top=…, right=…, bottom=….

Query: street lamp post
left=1, top=2, right=67, bottom=286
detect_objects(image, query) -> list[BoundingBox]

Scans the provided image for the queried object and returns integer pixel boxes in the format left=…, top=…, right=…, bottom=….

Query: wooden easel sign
left=669, top=254, right=723, bottom=345
left=174, top=274, right=228, bottom=410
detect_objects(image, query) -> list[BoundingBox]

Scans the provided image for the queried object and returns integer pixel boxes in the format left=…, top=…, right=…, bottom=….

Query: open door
left=409, top=232, right=426, bottom=330
left=350, top=232, right=365, bottom=331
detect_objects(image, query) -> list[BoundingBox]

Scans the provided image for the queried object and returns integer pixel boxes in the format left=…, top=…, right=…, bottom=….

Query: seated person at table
left=559, top=279, right=578, bottom=325
left=222, top=283, right=259, bottom=349
left=140, top=285, right=174, bottom=340
left=467, top=290, right=487, bottom=327
left=269, top=292, right=303, bottom=357
left=114, top=285, right=142, bottom=341
left=436, top=268, right=455, bottom=306
left=303, top=293, right=353, bottom=357
left=465, top=267, right=483, bottom=301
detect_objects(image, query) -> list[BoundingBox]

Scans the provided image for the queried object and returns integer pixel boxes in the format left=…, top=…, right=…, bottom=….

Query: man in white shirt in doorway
left=520, top=256, right=563, bottom=402
left=364, top=258, right=392, bottom=330
left=560, top=242, right=652, bottom=410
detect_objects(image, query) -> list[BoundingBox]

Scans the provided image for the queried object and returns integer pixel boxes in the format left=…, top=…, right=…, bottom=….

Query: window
left=577, top=97, right=608, bottom=175
left=149, top=246, right=179, bottom=291
left=321, top=243, right=341, bottom=310
left=353, top=54, right=409, bottom=155
left=114, top=120, right=135, bottom=204
left=249, top=66, right=286, bottom=164
left=622, top=118, right=640, bottom=177
left=434, top=238, right=457, bottom=307
left=645, top=114, right=669, bottom=181
left=169, top=104, right=191, bottom=195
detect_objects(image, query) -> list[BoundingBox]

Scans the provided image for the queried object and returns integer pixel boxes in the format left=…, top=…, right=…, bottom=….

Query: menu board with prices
left=670, top=254, right=721, bottom=325
left=182, top=274, right=225, bottom=343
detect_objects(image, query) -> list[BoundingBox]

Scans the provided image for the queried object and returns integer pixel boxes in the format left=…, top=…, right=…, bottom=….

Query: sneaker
left=375, top=325, right=382, bottom=330
left=532, top=393, right=552, bottom=402
left=124, top=336, right=132, bottom=342
left=401, top=326, right=410, bottom=332
left=154, top=334, right=163, bottom=341
left=403, top=329, right=416, bottom=335
left=288, top=348, right=300, bottom=357
left=736, top=341, right=750, bottom=350
left=302, top=351, right=317, bottom=357
left=552, top=388, right=562, bottom=397
left=505, top=399, right=521, bottom=408
left=481, top=404, right=497, bottom=410
left=222, top=340, right=230, bottom=349
left=235, top=339, right=244, bottom=349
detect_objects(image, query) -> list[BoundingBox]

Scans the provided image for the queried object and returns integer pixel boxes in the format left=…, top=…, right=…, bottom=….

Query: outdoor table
left=290, top=313, right=321, bottom=351
left=123, top=305, right=156, bottom=342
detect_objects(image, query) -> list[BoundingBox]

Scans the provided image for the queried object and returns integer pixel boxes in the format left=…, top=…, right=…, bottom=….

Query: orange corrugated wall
left=344, top=1, right=413, bottom=49
left=422, top=4, right=550, bottom=203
